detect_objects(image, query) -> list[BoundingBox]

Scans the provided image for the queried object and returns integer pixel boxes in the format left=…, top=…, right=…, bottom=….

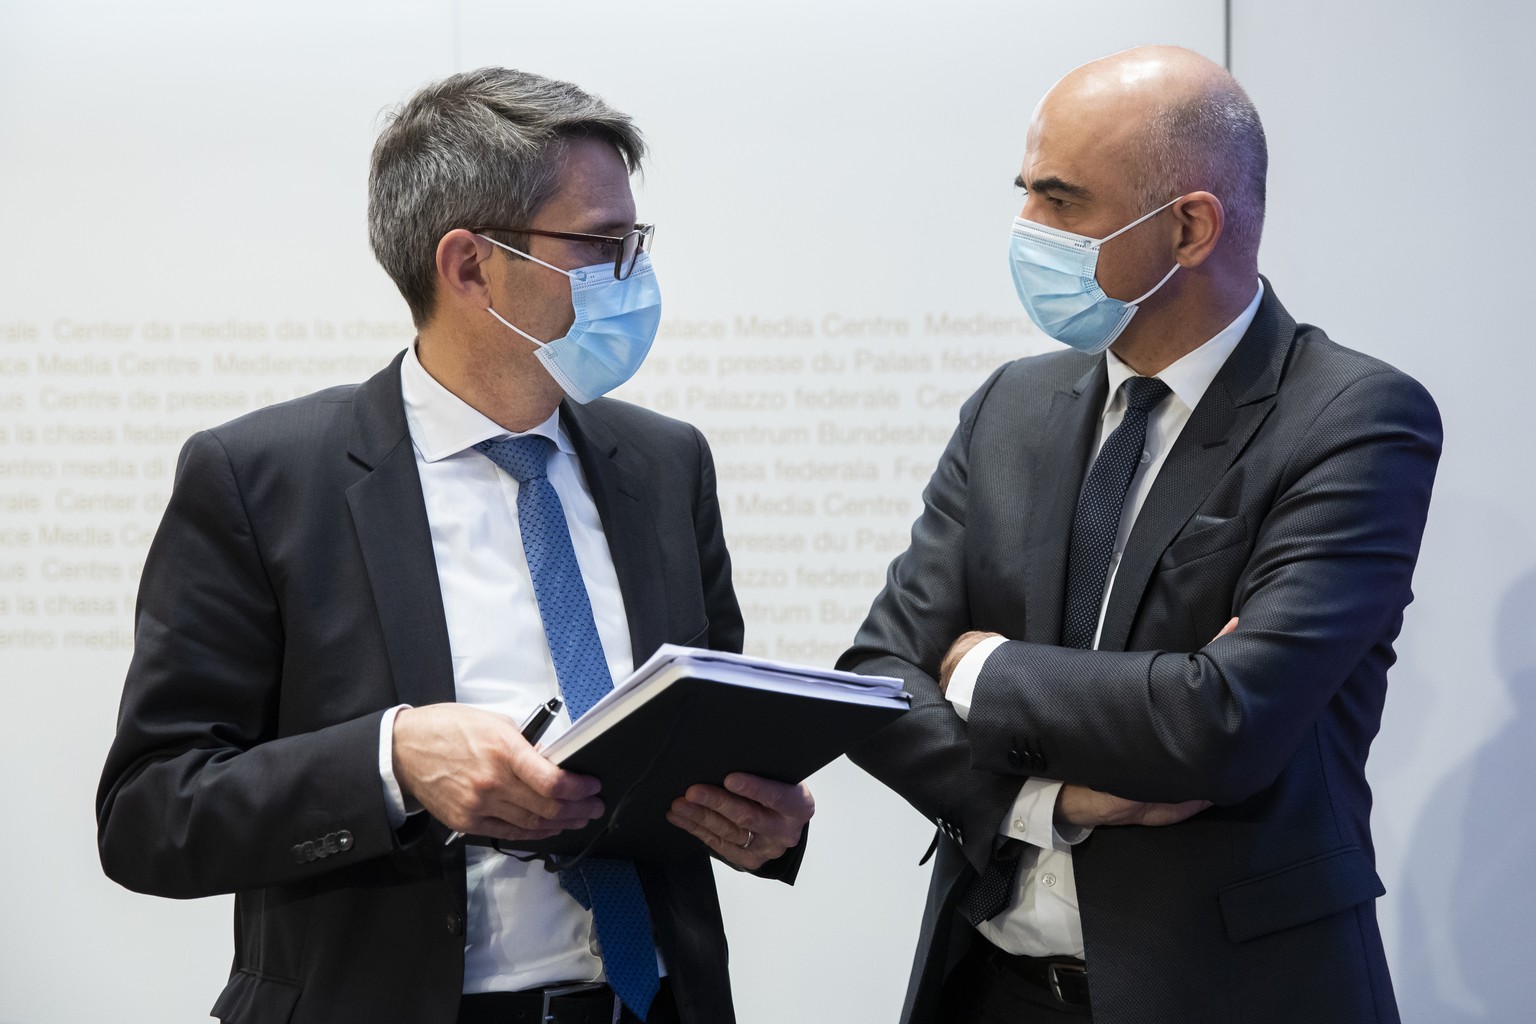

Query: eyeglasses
left=472, top=224, right=656, bottom=280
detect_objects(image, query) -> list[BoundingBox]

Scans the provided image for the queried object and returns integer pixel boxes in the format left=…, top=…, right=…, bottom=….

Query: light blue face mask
left=479, top=235, right=662, bottom=404
left=1008, top=195, right=1184, bottom=355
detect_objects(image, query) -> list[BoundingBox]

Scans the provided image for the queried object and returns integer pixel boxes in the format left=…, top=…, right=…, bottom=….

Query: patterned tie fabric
left=474, top=435, right=660, bottom=1021
left=956, top=835, right=1024, bottom=927
left=1061, top=375, right=1171, bottom=650
left=957, top=376, right=1171, bottom=927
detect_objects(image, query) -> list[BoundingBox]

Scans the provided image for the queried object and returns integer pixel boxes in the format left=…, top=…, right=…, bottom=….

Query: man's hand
left=939, top=630, right=1003, bottom=694
left=1055, top=784, right=1211, bottom=828
left=392, top=704, right=604, bottom=842
left=667, top=773, right=814, bottom=871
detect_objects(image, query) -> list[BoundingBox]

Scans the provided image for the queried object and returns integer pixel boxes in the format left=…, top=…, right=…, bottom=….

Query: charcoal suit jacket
left=841, top=283, right=1440, bottom=1024
left=96, top=350, right=794, bottom=1023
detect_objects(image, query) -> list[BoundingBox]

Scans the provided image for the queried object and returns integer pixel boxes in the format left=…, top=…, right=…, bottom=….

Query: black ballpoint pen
left=443, top=697, right=564, bottom=846
left=518, top=696, right=562, bottom=746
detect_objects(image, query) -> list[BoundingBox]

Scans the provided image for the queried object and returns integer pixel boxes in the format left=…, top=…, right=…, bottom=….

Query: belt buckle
left=1047, top=961, right=1090, bottom=1007
left=540, top=981, right=621, bottom=1024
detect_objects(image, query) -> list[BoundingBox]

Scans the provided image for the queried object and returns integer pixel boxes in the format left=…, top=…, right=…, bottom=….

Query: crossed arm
left=843, top=363, right=1440, bottom=862
left=937, top=623, right=1234, bottom=831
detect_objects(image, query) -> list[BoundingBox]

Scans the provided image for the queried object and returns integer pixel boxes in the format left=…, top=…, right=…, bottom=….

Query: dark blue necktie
left=475, top=434, right=659, bottom=1021
left=958, top=375, right=1171, bottom=927
left=1061, top=375, right=1171, bottom=650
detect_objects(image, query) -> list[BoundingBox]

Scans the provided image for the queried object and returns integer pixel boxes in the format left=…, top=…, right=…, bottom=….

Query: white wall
left=1, top=1, right=1528, bottom=1021
left=1233, top=2, right=1536, bottom=1018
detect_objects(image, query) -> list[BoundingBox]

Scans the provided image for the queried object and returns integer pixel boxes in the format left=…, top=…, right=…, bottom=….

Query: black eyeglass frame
left=472, top=224, right=655, bottom=280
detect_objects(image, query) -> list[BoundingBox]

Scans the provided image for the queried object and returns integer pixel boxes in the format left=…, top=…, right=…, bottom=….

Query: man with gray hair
left=844, top=45, right=1439, bottom=1023
left=97, top=67, right=813, bottom=1024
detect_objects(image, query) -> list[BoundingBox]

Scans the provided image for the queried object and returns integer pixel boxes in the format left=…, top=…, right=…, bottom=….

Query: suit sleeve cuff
left=378, top=704, right=422, bottom=829
left=998, top=777, right=1092, bottom=851
left=946, top=635, right=1009, bottom=722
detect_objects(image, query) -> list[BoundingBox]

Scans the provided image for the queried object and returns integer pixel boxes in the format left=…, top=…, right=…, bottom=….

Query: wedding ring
left=741, top=830, right=755, bottom=849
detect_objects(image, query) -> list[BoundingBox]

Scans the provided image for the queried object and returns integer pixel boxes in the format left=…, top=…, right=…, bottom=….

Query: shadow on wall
left=1393, top=566, right=1536, bottom=1021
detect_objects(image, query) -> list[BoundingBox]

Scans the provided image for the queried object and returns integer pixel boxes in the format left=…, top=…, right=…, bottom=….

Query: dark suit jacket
left=842, top=285, right=1440, bottom=1024
left=96, top=351, right=793, bottom=1023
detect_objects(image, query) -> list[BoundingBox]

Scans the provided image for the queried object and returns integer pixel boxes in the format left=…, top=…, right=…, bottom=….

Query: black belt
left=459, top=981, right=629, bottom=1024
left=977, top=945, right=1091, bottom=1009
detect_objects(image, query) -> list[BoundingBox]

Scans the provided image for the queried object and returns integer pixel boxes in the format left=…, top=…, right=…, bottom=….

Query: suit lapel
left=562, top=401, right=672, bottom=665
left=1022, top=360, right=1108, bottom=645
left=1096, top=284, right=1294, bottom=651
left=344, top=352, right=457, bottom=708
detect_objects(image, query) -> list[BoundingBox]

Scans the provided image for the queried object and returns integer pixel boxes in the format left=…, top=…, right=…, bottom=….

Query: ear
left=434, top=229, right=496, bottom=309
left=1171, top=192, right=1225, bottom=268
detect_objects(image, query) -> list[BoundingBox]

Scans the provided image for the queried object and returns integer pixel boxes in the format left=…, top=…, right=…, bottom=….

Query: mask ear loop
left=477, top=233, right=576, bottom=278
left=1129, top=263, right=1180, bottom=306
left=1097, top=194, right=1184, bottom=245
left=486, top=305, right=548, bottom=348
left=478, top=233, right=575, bottom=348
left=1098, top=196, right=1184, bottom=307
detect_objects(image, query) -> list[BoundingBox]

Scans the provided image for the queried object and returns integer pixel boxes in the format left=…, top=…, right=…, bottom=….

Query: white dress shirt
left=945, top=281, right=1264, bottom=957
left=376, top=343, right=641, bottom=993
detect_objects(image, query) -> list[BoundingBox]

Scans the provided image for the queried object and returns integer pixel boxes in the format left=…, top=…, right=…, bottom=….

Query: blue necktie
left=957, top=375, right=1171, bottom=927
left=1061, top=375, right=1171, bottom=650
left=475, top=434, right=660, bottom=1021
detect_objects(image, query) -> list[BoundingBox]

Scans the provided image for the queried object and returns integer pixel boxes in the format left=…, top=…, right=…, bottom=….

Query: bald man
left=842, top=46, right=1438, bottom=1024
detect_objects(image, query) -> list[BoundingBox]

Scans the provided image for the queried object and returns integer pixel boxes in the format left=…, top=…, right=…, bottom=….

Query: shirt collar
left=400, top=342, right=571, bottom=462
left=1104, top=280, right=1265, bottom=413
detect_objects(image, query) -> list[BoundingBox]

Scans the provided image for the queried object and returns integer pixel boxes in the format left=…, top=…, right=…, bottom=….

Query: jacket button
left=1008, top=750, right=1024, bottom=769
left=336, top=830, right=354, bottom=852
left=446, top=912, right=464, bottom=936
left=290, top=844, right=306, bottom=864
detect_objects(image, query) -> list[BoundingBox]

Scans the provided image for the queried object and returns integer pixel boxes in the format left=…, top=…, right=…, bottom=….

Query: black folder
left=494, top=646, right=907, bottom=863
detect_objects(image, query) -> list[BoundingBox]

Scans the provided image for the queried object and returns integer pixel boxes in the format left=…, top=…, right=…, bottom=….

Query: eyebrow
left=1015, top=174, right=1094, bottom=201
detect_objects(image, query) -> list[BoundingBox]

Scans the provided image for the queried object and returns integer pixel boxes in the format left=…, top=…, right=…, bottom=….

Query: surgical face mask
left=479, top=235, right=662, bottom=404
left=1008, top=196, right=1184, bottom=355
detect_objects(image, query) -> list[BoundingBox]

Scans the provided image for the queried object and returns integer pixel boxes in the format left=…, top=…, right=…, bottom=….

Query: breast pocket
left=1162, top=513, right=1250, bottom=569
left=1141, top=513, right=1253, bottom=647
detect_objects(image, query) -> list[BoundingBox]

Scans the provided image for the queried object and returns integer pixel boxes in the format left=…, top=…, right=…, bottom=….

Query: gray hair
left=1133, top=78, right=1267, bottom=264
left=368, top=67, right=647, bottom=326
